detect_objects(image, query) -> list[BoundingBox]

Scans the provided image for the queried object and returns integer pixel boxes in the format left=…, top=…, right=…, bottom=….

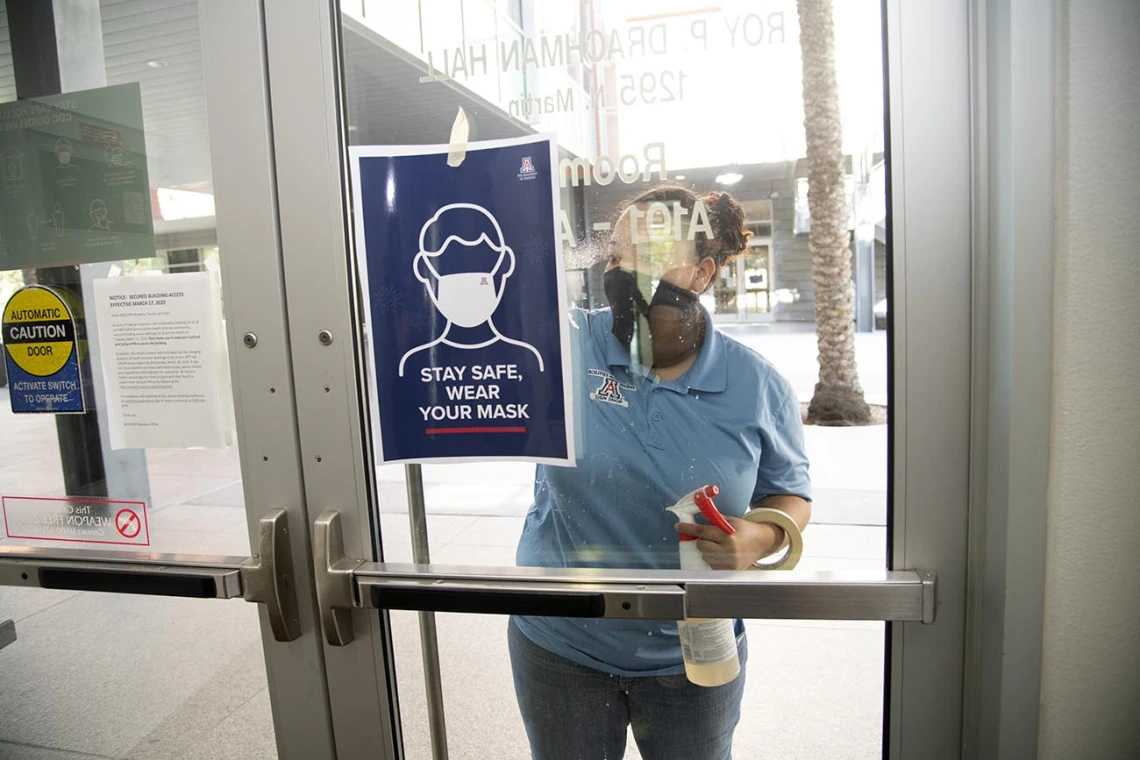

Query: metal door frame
left=883, top=0, right=972, bottom=756
left=0, top=1, right=339, bottom=757
left=257, top=0, right=977, bottom=758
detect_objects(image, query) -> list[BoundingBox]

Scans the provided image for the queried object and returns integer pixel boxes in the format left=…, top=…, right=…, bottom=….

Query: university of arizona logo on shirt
left=588, top=368, right=633, bottom=408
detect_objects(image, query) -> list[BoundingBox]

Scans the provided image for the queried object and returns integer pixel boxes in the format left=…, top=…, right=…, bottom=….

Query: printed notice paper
left=349, top=134, right=574, bottom=465
left=93, top=272, right=230, bottom=449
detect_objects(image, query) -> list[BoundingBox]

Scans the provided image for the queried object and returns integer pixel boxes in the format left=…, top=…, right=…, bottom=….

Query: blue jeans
left=508, top=618, right=747, bottom=760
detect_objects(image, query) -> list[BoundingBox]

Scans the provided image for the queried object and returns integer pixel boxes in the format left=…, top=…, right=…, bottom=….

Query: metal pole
left=854, top=149, right=876, bottom=333
left=404, top=463, right=449, bottom=760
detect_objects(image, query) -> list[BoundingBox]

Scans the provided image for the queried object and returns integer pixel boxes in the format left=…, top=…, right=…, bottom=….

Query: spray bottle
left=665, top=485, right=741, bottom=687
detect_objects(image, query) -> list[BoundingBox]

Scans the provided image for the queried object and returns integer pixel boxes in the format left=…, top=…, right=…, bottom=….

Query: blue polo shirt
left=514, top=307, right=811, bottom=676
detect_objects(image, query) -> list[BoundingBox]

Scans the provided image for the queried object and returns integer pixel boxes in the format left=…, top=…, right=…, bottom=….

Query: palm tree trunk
left=797, top=0, right=871, bottom=425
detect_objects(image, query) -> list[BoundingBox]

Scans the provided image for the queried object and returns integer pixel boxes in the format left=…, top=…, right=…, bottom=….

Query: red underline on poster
left=425, top=426, right=527, bottom=435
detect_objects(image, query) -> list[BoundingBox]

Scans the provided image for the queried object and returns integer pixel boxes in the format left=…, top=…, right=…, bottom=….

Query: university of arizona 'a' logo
left=518, top=156, right=537, bottom=180
left=588, top=368, right=632, bottom=407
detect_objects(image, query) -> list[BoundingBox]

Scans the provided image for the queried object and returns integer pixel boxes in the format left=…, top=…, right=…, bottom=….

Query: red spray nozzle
left=694, top=488, right=735, bottom=535
left=676, top=485, right=735, bottom=541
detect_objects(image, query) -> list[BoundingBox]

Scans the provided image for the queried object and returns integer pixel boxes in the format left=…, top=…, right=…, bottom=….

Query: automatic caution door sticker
left=2, top=285, right=86, bottom=414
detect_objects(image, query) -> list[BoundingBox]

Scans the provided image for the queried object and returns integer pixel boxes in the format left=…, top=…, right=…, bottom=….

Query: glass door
left=714, top=200, right=774, bottom=324
left=334, top=0, right=904, bottom=751
left=259, top=0, right=972, bottom=758
left=712, top=245, right=772, bottom=323
left=0, top=2, right=335, bottom=758
left=740, top=243, right=772, bottom=320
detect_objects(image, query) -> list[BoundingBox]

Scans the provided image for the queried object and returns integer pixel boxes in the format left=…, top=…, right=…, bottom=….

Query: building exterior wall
left=1039, top=1, right=1140, bottom=756
left=770, top=188, right=816, bottom=322
left=575, top=162, right=875, bottom=326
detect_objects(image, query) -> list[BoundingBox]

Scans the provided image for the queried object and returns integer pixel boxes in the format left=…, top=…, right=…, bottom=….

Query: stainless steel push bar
left=312, top=509, right=936, bottom=647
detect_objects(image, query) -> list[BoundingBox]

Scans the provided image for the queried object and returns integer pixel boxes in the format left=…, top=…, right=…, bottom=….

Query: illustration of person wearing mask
left=89, top=199, right=112, bottom=232
left=398, top=203, right=544, bottom=377
left=54, top=138, right=79, bottom=176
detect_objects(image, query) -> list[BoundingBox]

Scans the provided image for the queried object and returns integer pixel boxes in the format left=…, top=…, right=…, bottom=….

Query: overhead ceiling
left=98, top=3, right=532, bottom=195
left=0, top=1, right=208, bottom=189
left=101, top=0, right=210, bottom=192
left=342, top=16, right=529, bottom=147
left=98, top=4, right=533, bottom=193
left=0, top=3, right=537, bottom=237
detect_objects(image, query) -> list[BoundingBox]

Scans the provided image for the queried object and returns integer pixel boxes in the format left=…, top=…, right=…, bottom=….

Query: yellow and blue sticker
left=2, top=285, right=86, bottom=414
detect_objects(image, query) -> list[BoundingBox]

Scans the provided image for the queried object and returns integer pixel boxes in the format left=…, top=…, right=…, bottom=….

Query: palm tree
left=797, top=0, right=871, bottom=425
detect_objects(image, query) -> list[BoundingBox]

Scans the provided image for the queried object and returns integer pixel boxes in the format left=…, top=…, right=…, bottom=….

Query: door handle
left=310, top=510, right=687, bottom=645
left=39, top=567, right=228, bottom=597
left=361, top=577, right=686, bottom=619
left=241, top=509, right=302, bottom=642
left=313, top=510, right=362, bottom=646
left=0, top=547, right=245, bottom=598
left=354, top=566, right=934, bottom=623
left=369, top=583, right=607, bottom=617
left=0, top=510, right=304, bottom=641
left=307, top=509, right=936, bottom=647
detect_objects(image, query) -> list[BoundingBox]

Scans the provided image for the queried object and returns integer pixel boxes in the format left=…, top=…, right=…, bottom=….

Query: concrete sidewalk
left=719, top=323, right=888, bottom=407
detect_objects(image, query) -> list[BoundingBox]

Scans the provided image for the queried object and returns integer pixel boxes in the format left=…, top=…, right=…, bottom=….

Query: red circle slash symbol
left=115, top=508, right=141, bottom=539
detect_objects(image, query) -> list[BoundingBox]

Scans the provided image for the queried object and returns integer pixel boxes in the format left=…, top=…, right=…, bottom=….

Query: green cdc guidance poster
left=0, top=83, right=154, bottom=270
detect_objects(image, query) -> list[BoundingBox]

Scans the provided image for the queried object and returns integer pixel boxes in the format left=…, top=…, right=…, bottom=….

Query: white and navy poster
left=349, top=135, right=574, bottom=465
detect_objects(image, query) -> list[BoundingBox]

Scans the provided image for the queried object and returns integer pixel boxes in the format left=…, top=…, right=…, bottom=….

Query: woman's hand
left=673, top=517, right=784, bottom=570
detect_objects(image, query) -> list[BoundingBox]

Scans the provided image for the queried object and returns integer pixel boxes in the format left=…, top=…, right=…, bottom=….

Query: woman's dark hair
left=620, top=184, right=752, bottom=267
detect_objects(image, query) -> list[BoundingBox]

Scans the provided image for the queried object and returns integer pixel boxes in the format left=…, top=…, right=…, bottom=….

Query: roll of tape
left=741, top=508, right=803, bottom=571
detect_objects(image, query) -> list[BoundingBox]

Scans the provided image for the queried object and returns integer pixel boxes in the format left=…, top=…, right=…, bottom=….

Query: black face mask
left=647, top=279, right=705, bottom=368
left=603, top=268, right=649, bottom=349
left=649, top=278, right=700, bottom=311
left=605, top=270, right=705, bottom=369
